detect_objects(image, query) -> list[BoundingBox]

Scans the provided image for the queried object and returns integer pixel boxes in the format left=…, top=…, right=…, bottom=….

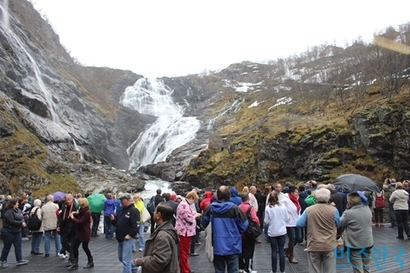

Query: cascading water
left=120, top=78, right=201, bottom=169
left=1, top=1, right=59, bottom=123
left=0, top=0, right=9, bottom=28
left=1, top=4, right=83, bottom=158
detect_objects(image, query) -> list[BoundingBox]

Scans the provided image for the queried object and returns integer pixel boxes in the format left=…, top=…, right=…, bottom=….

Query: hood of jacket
left=211, top=200, right=234, bottom=214
left=230, top=187, right=239, bottom=197
left=204, top=191, right=212, bottom=199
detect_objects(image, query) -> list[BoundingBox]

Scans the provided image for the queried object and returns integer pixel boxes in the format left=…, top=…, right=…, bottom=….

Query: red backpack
left=375, top=194, right=385, bottom=208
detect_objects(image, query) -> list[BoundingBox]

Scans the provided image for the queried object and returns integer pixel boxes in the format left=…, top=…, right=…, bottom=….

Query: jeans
left=286, top=226, right=302, bottom=244
left=104, top=216, right=114, bottom=238
left=138, top=223, right=145, bottom=250
left=1, top=230, right=23, bottom=262
left=91, top=212, right=101, bottom=236
left=269, top=234, right=286, bottom=273
left=118, top=238, right=138, bottom=273
left=31, top=232, right=42, bottom=252
left=388, top=201, right=396, bottom=226
left=394, top=210, right=409, bottom=238
left=264, top=223, right=269, bottom=239
left=44, top=229, right=61, bottom=255
left=213, top=254, right=239, bottom=273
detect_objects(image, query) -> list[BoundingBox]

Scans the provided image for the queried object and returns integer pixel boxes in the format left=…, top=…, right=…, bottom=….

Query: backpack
left=304, top=194, right=316, bottom=207
left=375, top=194, right=385, bottom=208
left=245, top=206, right=262, bottom=239
left=147, top=196, right=156, bottom=214
left=27, top=207, right=42, bottom=231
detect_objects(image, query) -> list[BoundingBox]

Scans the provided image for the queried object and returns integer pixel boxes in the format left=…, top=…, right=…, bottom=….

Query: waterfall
left=73, top=139, right=84, bottom=162
left=14, top=40, right=60, bottom=123
left=120, top=78, right=200, bottom=169
left=1, top=3, right=59, bottom=123
left=0, top=0, right=9, bottom=28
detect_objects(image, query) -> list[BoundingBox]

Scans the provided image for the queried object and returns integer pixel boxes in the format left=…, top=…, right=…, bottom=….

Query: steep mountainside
left=0, top=0, right=409, bottom=196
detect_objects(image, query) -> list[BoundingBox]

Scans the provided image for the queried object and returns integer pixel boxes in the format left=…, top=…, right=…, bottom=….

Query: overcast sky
left=30, top=0, right=410, bottom=78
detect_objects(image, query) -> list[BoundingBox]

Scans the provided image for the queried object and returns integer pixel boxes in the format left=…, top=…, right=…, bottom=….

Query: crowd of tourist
left=0, top=176, right=409, bottom=273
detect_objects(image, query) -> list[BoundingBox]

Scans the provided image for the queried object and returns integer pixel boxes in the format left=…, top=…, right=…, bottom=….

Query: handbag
left=142, top=206, right=151, bottom=223
left=245, top=206, right=262, bottom=238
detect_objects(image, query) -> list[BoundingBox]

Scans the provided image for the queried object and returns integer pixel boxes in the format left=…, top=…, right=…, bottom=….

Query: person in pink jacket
left=239, top=193, right=260, bottom=273
left=175, top=191, right=201, bottom=273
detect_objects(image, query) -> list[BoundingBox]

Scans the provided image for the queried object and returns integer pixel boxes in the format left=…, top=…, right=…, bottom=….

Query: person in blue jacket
left=201, top=186, right=248, bottom=273
left=229, top=187, right=242, bottom=205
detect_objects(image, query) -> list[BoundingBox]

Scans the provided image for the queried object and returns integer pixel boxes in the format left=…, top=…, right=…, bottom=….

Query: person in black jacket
left=1, top=198, right=29, bottom=267
left=57, top=194, right=78, bottom=268
left=150, top=189, right=164, bottom=234
left=110, top=193, right=140, bottom=273
left=327, top=184, right=344, bottom=238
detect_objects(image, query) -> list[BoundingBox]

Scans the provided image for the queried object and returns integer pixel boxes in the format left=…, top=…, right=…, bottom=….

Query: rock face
left=0, top=0, right=151, bottom=195
left=0, top=0, right=409, bottom=196
left=181, top=102, right=410, bottom=189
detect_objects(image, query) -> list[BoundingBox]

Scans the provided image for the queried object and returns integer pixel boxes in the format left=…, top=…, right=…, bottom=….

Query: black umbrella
left=333, top=174, right=380, bottom=192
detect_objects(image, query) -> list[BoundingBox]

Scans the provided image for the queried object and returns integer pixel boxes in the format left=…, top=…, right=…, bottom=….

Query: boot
left=287, top=243, right=298, bottom=264
left=83, top=257, right=94, bottom=269
left=284, top=246, right=289, bottom=258
left=67, top=258, right=78, bottom=271
left=65, top=258, right=74, bottom=267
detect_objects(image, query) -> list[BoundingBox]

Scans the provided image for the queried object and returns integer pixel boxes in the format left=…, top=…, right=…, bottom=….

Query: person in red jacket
left=68, top=198, right=94, bottom=270
left=200, top=191, right=213, bottom=211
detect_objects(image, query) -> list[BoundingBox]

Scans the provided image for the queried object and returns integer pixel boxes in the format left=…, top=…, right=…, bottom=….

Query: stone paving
left=1, top=224, right=409, bottom=272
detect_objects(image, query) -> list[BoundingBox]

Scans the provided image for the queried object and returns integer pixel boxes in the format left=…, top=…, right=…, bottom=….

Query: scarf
left=62, top=201, right=74, bottom=221
left=288, top=193, right=300, bottom=213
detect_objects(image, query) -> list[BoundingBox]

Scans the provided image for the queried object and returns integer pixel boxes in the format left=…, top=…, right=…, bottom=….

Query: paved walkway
left=1, top=224, right=409, bottom=272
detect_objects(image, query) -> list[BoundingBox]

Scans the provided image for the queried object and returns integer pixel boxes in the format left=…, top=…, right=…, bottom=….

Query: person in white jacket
left=389, top=182, right=409, bottom=239
left=265, top=192, right=289, bottom=273
left=281, top=187, right=302, bottom=264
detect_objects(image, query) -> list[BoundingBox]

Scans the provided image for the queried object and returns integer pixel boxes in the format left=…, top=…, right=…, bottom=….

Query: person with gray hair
left=296, top=188, right=341, bottom=273
left=29, top=199, right=43, bottom=255
left=341, top=192, right=373, bottom=273
left=42, top=194, right=60, bottom=257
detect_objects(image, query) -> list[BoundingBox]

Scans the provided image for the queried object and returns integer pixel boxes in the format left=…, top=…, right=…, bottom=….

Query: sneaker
left=1, top=261, right=7, bottom=268
left=16, top=260, right=28, bottom=266
left=138, top=248, right=143, bottom=252
left=22, top=237, right=29, bottom=241
left=57, top=253, right=67, bottom=259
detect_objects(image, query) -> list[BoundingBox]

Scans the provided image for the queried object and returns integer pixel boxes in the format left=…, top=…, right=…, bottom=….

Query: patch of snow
left=269, top=97, right=292, bottom=110
left=248, top=100, right=265, bottom=108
